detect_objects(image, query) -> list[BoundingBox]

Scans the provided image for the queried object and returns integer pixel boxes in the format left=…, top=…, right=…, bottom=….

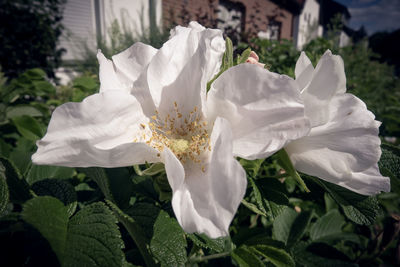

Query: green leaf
left=26, top=164, right=74, bottom=184
left=65, top=202, right=125, bottom=267
left=25, top=68, right=46, bottom=79
left=310, top=209, right=344, bottom=241
left=251, top=244, right=295, bottom=267
left=0, top=157, right=31, bottom=203
left=79, top=167, right=113, bottom=201
left=232, top=245, right=264, bottom=267
left=223, top=37, right=234, bottom=70
left=0, top=174, right=9, bottom=216
left=241, top=199, right=267, bottom=216
left=237, top=48, right=252, bottom=64
left=149, top=208, right=187, bottom=266
left=240, top=158, right=265, bottom=178
left=73, top=76, right=98, bottom=91
left=379, top=145, right=400, bottom=194
left=33, top=80, right=56, bottom=95
left=272, top=208, right=313, bottom=247
left=187, top=233, right=228, bottom=253
left=127, top=203, right=187, bottom=267
left=313, top=177, right=380, bottom=225
left=22, top=196, right=69, bottom=262
left=22, top=197, right=126, bottom=267
left=277, top=149, right=310, bottom=192
left=11, top=115, right=44, bottom=141
left=31, top=179, right=77, bottom=217
left=6, top=105, right=43, bottom=119
left=291, top=241, right=357, bottom=267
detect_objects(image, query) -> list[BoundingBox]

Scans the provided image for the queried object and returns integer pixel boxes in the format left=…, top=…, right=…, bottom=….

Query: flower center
left=140, top=103, right=211, bottom=171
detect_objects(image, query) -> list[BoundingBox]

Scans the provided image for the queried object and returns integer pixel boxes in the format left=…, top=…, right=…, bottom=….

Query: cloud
left=347, top=0, right=400, bottom=33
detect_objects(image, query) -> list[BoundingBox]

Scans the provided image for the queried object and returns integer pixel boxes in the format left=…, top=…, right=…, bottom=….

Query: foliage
left=0, top=35, right=399, bottom=266
left=0, top=0, right=66, bottom=79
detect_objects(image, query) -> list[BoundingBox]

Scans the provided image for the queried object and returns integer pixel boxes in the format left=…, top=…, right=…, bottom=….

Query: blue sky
left=334, top=0, right=400, bottom=34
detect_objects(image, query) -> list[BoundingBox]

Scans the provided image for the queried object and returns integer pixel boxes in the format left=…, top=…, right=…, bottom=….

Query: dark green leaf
left=31, top=179, right=77, bottom=217
left=33, top=80, right=56, bottom=95
left=65, top=202, right=125, bottom=267
left=232, top=245, right=264, bottom=267
left=187, top=233, right=228, bottom=253
left=11, top=115, right=44, bottom=141
left=127, top=203, right=187, bottom=266
left=0, top=157, right=31, bottom=203
left=27, top=164, right=74, bottom=184
left=251, top=244, right=295, bottom=267
left=273, top=208, right=312, bottom=247
left=291, top=241, right=357, bottom=267
left=379, top=145, right=400, bottom=194
left=149, top=209, right=187, bottom=266
left=310, top=209, right=344, bottom=241
left=79, top=167, right=113, bottom=201
left=22, top=197, right=126, bottom=267
left=22, top=196, right=68, bottom=262
left=0, top=174, right=9, bottom=216
left=313, top=178, right=380, bottom=225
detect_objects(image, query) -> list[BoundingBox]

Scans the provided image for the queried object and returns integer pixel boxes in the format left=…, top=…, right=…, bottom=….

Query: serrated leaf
left=0, top=174, right=9, bottom=216
left=22, top=197, right=126, bottom=267
left=65, top=202, right=125, bottom=267
left=27, top=164, right=74, bottom=184
left=379, top=146, right=400, bottom=194
left=314, top=178, right=380, bottom=225
left=251, top=244, right=295, bottom=267
left=237, top=48, right=252, bottom=64
left=150, top=209, right=187, bottom=266
left=240, top=158, right=265, bottom=178
left=187, top=233, right=228, bottom=253
left=310, top=209, right=344, bottom=241
left=127, top=203, right=187, bottom=266
left=105, top=168, right=135, bottom=210
left=11, top=115, right=44, bottom=141
left=223, top=37, right=234, bottom=70
left=31, top=179, right=77, bottom=217
left=232, top=245, right=264, bottom=267
left=0, top=157, right=31, bottom=203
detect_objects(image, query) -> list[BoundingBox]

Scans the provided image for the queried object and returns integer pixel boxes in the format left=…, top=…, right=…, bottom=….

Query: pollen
left=140, top=103, right=211, bottom=170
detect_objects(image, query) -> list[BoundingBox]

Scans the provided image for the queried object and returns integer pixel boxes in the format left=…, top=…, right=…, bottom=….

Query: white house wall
left=101, top=0, right=162, bottom=44
left=294, top=0, right=321, bottom=50
left=59, top=0, right=96, bottom=61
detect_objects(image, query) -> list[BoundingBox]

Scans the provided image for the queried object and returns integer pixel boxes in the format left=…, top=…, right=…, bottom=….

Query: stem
left=189, top=251, right=231, bottom=263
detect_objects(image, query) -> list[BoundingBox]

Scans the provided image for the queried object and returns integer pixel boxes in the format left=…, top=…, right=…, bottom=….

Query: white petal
left=32, top=91, right=159, bottom=167
left=286, top=93, right=384, bottom=193
left=112, top=42, right=157, bottom=82
left=207, top=64, right=310, bottom=160
left=147, top=24, right=225, bottom=118
left=295, top=51, right=314, bottom=90
left=302, top=50, right=347, bottom=127
left=340, top=165, right=390, bottom=195
left=164, top=117, right=247, bottom=238
left=97, top=50, right=132, bottom=93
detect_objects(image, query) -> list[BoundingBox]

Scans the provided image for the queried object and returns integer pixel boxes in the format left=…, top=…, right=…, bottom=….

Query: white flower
left=285, top=50, right=390, bottom=195
left=32, top=22, right=309, bottom=237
